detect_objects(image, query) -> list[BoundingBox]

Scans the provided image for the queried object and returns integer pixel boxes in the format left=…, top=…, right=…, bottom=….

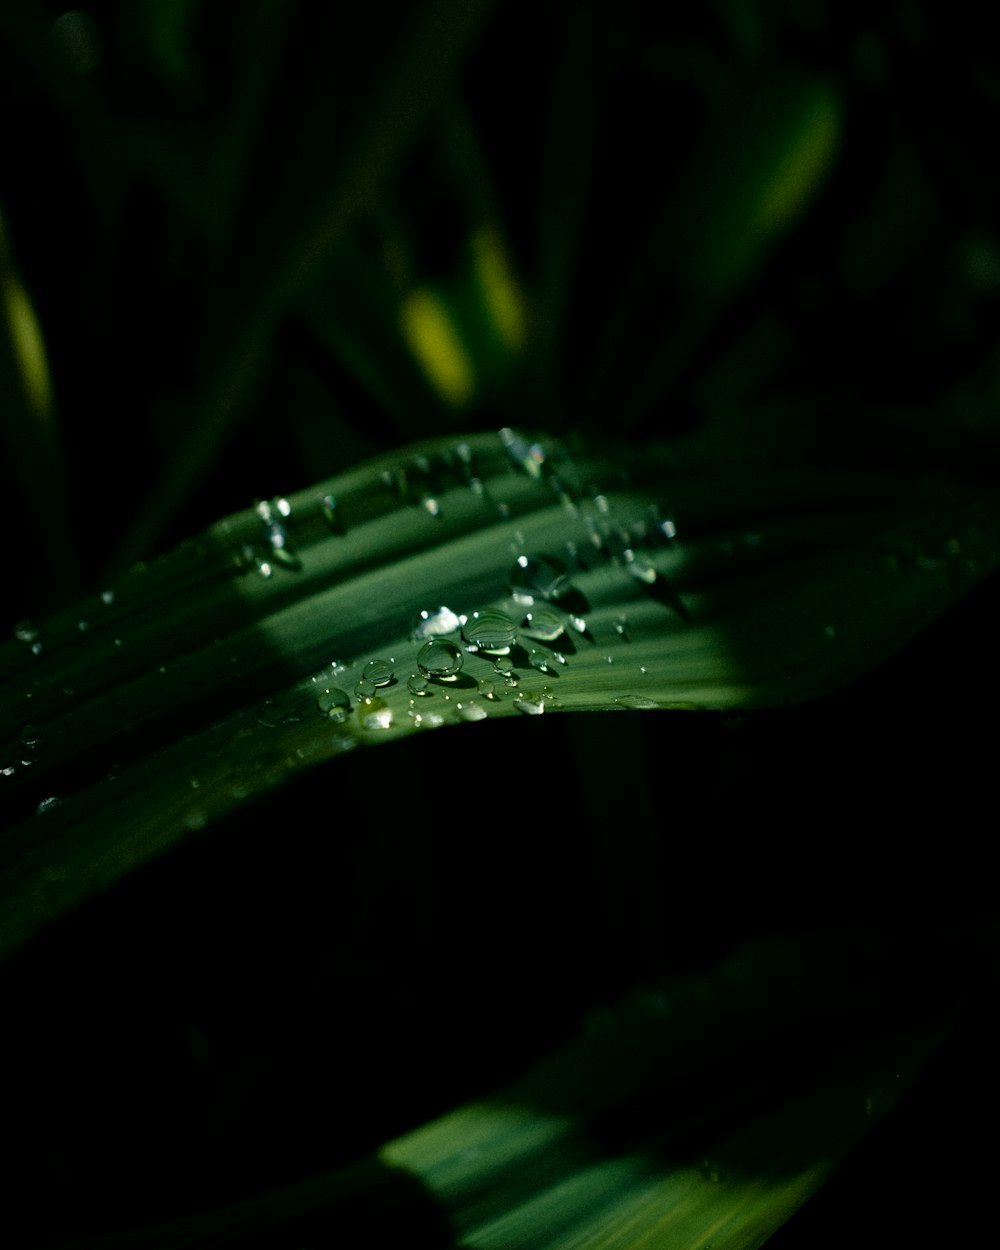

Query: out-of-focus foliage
left=3, top=0, right=1000, bottom=623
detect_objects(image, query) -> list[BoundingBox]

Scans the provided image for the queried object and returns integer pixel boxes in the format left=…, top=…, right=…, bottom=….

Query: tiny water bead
left=462, top=608, right=517, bottom=653
left=362, top=658, right=394, bottom=687
left=520, top=605, right=565, bottom=642
left=510, top=554, right=570, bottom=601
left=417, top=638, right=464, bottom=680
left=317, top=687, right=352, bottom=720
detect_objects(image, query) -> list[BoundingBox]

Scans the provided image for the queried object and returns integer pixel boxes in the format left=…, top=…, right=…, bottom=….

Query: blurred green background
left=5, top=0, right=1000, bottom=626
left=2, top=2, right=1000, bottom=1246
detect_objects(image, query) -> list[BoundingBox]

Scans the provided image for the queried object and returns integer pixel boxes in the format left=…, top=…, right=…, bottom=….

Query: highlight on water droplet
left=318, top=687, right=352, bottom=721
left=36, top=795, right=60, bottom=814
left=462, top=608, right=517, bottom=654
left=417, top=638, right=464, bottom=680
left=362, top=658, right=395, bottom=687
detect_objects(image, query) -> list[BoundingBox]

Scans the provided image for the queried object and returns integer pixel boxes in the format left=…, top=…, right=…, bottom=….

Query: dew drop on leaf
left=520, top=605, right=565, bottom=642
left=616, top=695, right=658, bottom=710
left=456, top=701, right=488, bottom=721
left=528, top=647, right=559, bottom=674
left=510, top=554, right=571, bottom=602
left=513, top=695, right=545, bottom=715
left=257, top=699, right=286, bottom=727
left=317, top=687, right=351, bottom=721
left=417, top=638, right=464, bottom=679
left=462, top=608, right=517, bottom=653
left=362, top=658, right=394, bottom=687
left=407, top=673, right=430, bottom=695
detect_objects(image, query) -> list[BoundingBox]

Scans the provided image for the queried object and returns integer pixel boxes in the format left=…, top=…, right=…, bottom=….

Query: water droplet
left=257, top=699, right=286, bottom=727
left=626, top=556, right=658, bottom=585
left=417, top=638, right=464, bottom=680
left=77, top=619, right=90, bottom=632
left=824, top=624, right=836, bottom=639
left=493, top=656, right=514, bottom=673
left=528, top=647, right=559, bottom=675
left=362, top=658, right=395, bottom=687
left=477, top=678, right=497, bottom=699
left=2, top=765, right=16, bottom=777
left=462, top=608, right=517, bottom=653
left=513, top=695, right=545, bottom=715
left=20, top=724, right=41, bottom=749
left=36, top=796, right=60, bottom=814
left=614, top=615, right=629, bottom=640
left=354, top=678, right=376, bottom=700
left=616, top=695, right=658, bottom=710
left=14, top=620, right=39, bottom=644
left=317, top=687, right=352, bottom=721
left=456, top=701, right=488, bottom=721
left=510, top=554, right=571, bottom=602
left=409, top=707, right=445, bottom=728
left=407, top=673, right=430, bottom=696
left=520, top=605, right=565, bottom=642
left=361, top=698, right=393, bottom=730
left=411, top=605, right=462, bottom=641
left=101, top=589, right=115, bottom=605
left=568, top=615, right=588, bottom=635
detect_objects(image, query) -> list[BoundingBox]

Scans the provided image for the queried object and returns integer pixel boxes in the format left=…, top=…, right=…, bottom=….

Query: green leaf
left=2, top=428, right=997, bottom=962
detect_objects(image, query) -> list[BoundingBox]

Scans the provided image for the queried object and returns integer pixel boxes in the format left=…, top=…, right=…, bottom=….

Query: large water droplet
left=318, top=687, right=352, bottom=721
left=417, top=638, right=464, bottom=680
left=510, top=554, right=571, bottom=602
left=363, top=658, right=395, bottom=687
left=462, top=608, right=517, bottom=653
left=520, top=605, right=565, bottom=642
